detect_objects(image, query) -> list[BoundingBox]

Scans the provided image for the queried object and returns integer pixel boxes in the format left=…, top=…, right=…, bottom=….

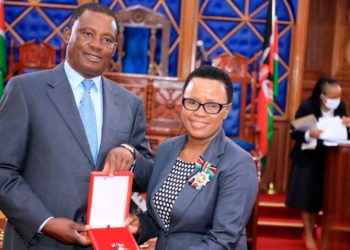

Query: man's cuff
left=305, top=130, right=311, bottom=142
left=38, top=217, right=54, bottom=233
left=130, top=159, right=136, bottom=172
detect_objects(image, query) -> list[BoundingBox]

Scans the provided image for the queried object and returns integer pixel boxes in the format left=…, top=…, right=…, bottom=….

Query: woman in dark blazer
left=126, top=66, right=259, bottom=250
left=286, top=78, right=350, bottom=250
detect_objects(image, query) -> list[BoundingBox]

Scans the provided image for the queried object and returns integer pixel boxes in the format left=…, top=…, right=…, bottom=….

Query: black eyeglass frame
left=182, top=98, right=231, bottom=114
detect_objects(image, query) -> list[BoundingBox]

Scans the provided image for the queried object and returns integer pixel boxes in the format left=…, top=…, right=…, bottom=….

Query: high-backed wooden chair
left=7, top=40, right=63, bottom=80
left=104, top=72, right=184, bottom=152
left=211, top=53, right=259, bottom=148
left=111, top=5, right=171, bottom=76
left=146, top=78, right=183, bottom=149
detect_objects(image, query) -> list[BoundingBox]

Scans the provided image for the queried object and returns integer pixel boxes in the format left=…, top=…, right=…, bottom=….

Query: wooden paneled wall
left=303, top=0, right=350, bottom=120
left=303, top=0, right=350, bottom=98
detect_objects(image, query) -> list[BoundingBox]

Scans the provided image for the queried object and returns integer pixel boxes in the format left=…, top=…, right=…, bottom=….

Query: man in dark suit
left=0, top=3, right=153, bottom=249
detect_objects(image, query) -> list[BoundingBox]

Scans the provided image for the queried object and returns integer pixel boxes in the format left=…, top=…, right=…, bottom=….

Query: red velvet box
left=86, top=172, right=139, bottom=250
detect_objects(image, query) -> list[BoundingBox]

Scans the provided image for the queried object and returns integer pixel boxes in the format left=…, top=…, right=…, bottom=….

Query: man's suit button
left=29, top=236, right=38, bottom=245
left=79, top=216, right=86, bottom=224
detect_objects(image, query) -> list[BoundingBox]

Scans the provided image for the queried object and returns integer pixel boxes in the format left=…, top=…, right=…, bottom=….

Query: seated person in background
left=286, top=78, right=350, bottom=250
left=126, top=66, right=259, bottom=250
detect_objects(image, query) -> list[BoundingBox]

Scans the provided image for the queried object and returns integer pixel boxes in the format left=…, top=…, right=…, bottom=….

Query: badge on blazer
left=188, top=156, right=217, bottom=190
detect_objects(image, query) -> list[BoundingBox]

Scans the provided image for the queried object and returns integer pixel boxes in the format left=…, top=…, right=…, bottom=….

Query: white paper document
left=317, top=116, right=348, bottom=145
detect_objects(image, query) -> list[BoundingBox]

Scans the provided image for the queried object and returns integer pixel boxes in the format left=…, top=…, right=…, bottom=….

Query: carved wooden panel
left=331, top=0, right=350, bottom=80
left=303, top=0, right=336, bottom=80
left=105, top=73, right=184, bottom=152
left=147, top=80, right=183, bottom=143
left=339, top=81, right=350, bottom=115
left=211, top=53, right=249, bottom=80
left=18, top=42, right=56, bottom=68
left=321, top=146, right=350, bottom=250
left=119, top=82, right=148, bottom=105
left=152, top=80, right=183, bottom=121
left=7, top=40, right=59, bottom=79
left=260, top=120, right=290, bottom=192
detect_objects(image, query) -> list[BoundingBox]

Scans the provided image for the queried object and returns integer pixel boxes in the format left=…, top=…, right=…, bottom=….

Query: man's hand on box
left=42, top=217, right=91, bottom=246
left=103, top=147, right=135, bottom=176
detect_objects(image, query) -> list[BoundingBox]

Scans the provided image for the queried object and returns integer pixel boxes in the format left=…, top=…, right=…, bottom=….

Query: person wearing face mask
left=286, top=78, right=350, bottom=250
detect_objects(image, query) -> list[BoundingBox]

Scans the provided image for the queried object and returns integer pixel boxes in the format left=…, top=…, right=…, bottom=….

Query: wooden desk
left=321, top=145, right=350, bottom=250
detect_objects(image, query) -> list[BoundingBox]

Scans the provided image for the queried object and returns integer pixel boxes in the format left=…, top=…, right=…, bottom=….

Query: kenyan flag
left=257, top=0, right=279, bottom=161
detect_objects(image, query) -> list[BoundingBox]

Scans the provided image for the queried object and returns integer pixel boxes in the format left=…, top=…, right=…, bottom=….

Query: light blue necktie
left=79, top=79, right=98, bottom=165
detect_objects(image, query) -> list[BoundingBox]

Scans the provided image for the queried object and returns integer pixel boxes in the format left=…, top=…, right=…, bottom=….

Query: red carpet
left=255, top=193, right=322, bottom=250
left=257, top=237, right=305, bottom=250
left=259, top=193, right=287, bottom=203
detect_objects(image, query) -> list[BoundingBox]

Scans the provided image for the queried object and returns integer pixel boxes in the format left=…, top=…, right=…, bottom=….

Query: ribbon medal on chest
left=188, top=156, right=217, bottom=190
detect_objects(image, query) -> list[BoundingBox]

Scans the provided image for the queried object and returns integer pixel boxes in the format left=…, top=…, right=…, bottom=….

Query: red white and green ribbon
left=188, top=156, right=217, bottom=190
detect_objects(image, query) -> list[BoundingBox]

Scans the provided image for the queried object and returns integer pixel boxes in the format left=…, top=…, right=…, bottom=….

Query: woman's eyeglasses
left=182, top=98, right=230, bottom=114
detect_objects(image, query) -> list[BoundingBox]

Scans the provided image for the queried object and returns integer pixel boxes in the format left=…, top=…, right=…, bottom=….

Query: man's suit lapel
left=95, top=77, right=122, bottom=168
left=46, top=64, right=94, bottom=166
left=169, top=130, right=226, bottom=230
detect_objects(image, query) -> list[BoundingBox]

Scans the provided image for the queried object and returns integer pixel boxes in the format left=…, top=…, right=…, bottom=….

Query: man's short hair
left=183, top=66, right=233, bottom=103
left=68, top=3, right=119, bottom=36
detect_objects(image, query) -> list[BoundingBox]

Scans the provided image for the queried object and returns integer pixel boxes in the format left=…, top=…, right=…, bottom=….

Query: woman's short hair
left=183, top=66, right=233, bottom=103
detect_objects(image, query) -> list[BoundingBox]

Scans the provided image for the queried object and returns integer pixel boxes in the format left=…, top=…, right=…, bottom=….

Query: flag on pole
left=0, top=0, right=6, bottom=97
left=257, top=0, right=278, bottom=160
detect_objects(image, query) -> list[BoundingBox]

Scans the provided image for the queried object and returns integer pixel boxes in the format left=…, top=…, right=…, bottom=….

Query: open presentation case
left=86, top=171, right=139, bottom=250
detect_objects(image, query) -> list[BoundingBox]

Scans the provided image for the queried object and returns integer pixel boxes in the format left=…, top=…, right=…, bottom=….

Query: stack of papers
left=317, top=116, right=348, bottom=146
left=292, top=115, right=350, bottom=149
